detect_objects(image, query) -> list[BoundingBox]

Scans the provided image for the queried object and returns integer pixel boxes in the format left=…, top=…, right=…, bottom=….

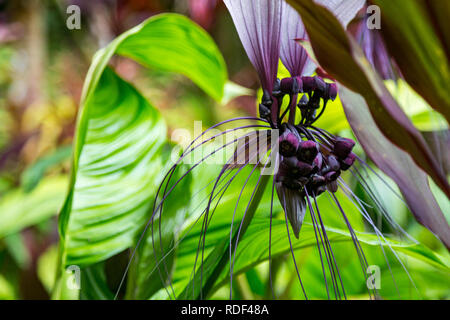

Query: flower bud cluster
left=276, top=125, right=356, bottom=196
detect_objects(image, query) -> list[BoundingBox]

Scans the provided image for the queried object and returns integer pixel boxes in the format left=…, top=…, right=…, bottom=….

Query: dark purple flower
left=297, top=140, right=319, bottom=163
left=279, top=131, right=300, bottom=157
left=327, top=155, right=340, bottom=171
left=340, top=152, right=356, bottom=170
left=333, top=137, right=356, bottom=159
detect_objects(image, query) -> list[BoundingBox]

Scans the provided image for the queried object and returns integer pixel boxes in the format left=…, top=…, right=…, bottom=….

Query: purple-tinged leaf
left=353, top=20, right=398, bottom=80
left=371, top=0, right=450, bottom=122
left=280, top=2, right=315, bottom=77
left=340, top=85, right=450, bottom=249
left=224, top=0, right=283, bottom=92
left=286, top=0, right=450, bottom=199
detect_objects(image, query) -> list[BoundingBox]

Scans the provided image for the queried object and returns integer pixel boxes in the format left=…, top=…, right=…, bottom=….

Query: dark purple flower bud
left=280, top=77, right=302, bottom=94
left=333, top=137, right=355, bottom=159
left=327, top=155, right=340, bottom=171
left=324, top=83, right=338, bottom=101
left=311, top=174, right=326, bottom=186
left=280, top=77, right=294, bottom=94
left=340, top=152, right=356, bottom=170
left=297, top=140, right=319, bottom=163
left=301, top=76, right=316, bottom=92
left=293, top=161, right=314, bottom=177
left=259, top=103, right=271, bottom=118
left=282, top=157, right=313, bottom=178
left=327, top=181, right=338, bottom=193
left=297, top=95, right=308, bottom=109
left=279, top=132, right=300, bottom=157
left=261, top=90, right=273, bottom=106
left=314, top=77, right=327, bottom=92
left=280, top=156, right=297, bottom=169
left=325, top=170, right=340, bottom=182
left=313, top=153, right=323, bottom=170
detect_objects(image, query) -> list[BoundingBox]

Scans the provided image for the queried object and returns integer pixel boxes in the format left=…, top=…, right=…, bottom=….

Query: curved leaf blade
left=59, top=67, right=166, bottom=266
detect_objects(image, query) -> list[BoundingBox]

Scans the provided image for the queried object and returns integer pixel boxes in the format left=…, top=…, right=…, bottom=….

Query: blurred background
left=0, top=0, right=448, bottom=299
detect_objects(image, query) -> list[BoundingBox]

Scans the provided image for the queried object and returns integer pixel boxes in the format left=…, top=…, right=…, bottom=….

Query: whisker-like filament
left=309, top=193, right=345, bottom=299
left=306, top=195, right=331, bottom=299
left=330, top=192, right=371, bottom=298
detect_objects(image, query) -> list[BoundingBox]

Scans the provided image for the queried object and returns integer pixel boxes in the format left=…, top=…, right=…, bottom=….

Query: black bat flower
left=141, top=0, right=415, bottom=300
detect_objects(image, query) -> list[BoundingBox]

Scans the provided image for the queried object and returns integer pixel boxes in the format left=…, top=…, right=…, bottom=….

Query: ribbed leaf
left=59, top=67, right=166, bottom=267
left=58, top=13, right=227, bottom=269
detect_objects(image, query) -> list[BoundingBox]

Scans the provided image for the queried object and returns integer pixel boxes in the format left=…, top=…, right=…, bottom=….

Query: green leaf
left=170, top=216, right=448, bottom=299
left=0, top=175, right=68, bottom=238
left=80, top=264, right=114, bottom=300
left=214, top=219, right=447, bottom=288
left=81, top=14, right=227, bottom=104
left=58, top=13, right=228, bottom=270
left=59, top=67, right=167, bottom=267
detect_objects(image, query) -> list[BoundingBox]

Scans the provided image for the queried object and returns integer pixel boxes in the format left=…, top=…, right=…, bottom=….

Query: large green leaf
left=58, top=13, right=227, bottom=270
left=59, top=67, right=166, bottom=267
left=125, top=154, right=193, bottom=300
left=284, top=240, right=450, bottom=300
